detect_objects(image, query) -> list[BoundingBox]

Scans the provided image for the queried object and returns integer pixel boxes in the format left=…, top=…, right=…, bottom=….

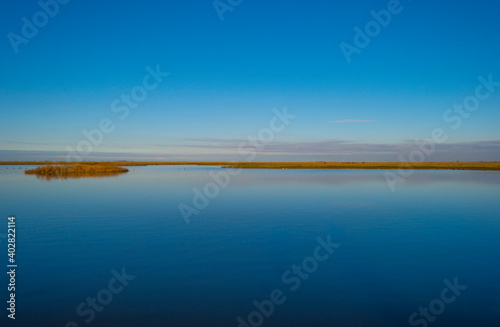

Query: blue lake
left=1, top=165, right=499, bottom=326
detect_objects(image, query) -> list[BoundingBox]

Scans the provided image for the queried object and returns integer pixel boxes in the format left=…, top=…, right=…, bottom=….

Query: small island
left=24, top=164, right=129, bottom=180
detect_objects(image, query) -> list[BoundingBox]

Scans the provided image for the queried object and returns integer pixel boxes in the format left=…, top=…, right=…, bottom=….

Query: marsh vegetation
left=4, top=161, right=500, bottom=172
left=24, top=164, right=129, bottom=180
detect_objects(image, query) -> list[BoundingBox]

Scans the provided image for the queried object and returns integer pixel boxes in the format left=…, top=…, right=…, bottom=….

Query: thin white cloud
left=330, top=119, right=376, bottom=123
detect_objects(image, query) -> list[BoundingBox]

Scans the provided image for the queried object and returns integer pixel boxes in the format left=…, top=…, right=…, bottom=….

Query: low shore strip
left=2, top=161, right=500, bottom=171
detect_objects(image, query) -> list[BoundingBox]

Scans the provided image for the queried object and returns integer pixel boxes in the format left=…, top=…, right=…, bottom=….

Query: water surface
left=1, top=166, right=499, bottom=326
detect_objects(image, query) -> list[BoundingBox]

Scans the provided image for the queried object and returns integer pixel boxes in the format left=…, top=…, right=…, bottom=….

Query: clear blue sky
left=1, top=0, right=499, bottom=161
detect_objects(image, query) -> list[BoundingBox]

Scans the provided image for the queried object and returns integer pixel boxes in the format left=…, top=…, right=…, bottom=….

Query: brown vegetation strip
left=25, top=164, right=129, bottom=177
left=2, top=161, right=499, bottom=171
left=221, top=162, right=500, bottom=170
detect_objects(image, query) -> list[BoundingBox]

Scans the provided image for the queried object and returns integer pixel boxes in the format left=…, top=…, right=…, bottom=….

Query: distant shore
left=2, top=161, right=500, bottom=171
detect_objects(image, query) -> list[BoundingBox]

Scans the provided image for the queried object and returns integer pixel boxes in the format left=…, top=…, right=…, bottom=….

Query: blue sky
left=1, top=0, right=499, bottom=161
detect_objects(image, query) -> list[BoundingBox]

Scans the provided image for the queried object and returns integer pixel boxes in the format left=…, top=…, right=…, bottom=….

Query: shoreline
left=1, top=161, right=499, bottom=171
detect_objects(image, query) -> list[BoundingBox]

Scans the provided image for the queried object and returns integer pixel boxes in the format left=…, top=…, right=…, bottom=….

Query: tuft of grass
left=25, top=164, right=129, bottom=180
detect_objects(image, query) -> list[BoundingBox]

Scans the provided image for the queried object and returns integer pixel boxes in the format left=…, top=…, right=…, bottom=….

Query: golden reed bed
left=3, top=161, right=498, bottom=171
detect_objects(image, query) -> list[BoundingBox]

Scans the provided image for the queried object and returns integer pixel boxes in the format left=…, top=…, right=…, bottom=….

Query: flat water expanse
left=1, top=166, right=499, bottom=326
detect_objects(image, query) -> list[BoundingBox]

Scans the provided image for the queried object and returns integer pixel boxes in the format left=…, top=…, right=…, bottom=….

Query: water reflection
left=30, top=171, right=128, bottom=181
left=225, top=169, right=500, bottom=187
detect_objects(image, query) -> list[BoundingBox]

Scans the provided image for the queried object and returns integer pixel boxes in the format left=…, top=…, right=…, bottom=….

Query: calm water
left=1, top=165, right=499, bottom=327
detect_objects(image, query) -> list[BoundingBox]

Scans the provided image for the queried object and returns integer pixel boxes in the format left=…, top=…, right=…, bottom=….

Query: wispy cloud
left=330, top=119, right=376, bottom=123
left=0, top=140, right=55, bottom=146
